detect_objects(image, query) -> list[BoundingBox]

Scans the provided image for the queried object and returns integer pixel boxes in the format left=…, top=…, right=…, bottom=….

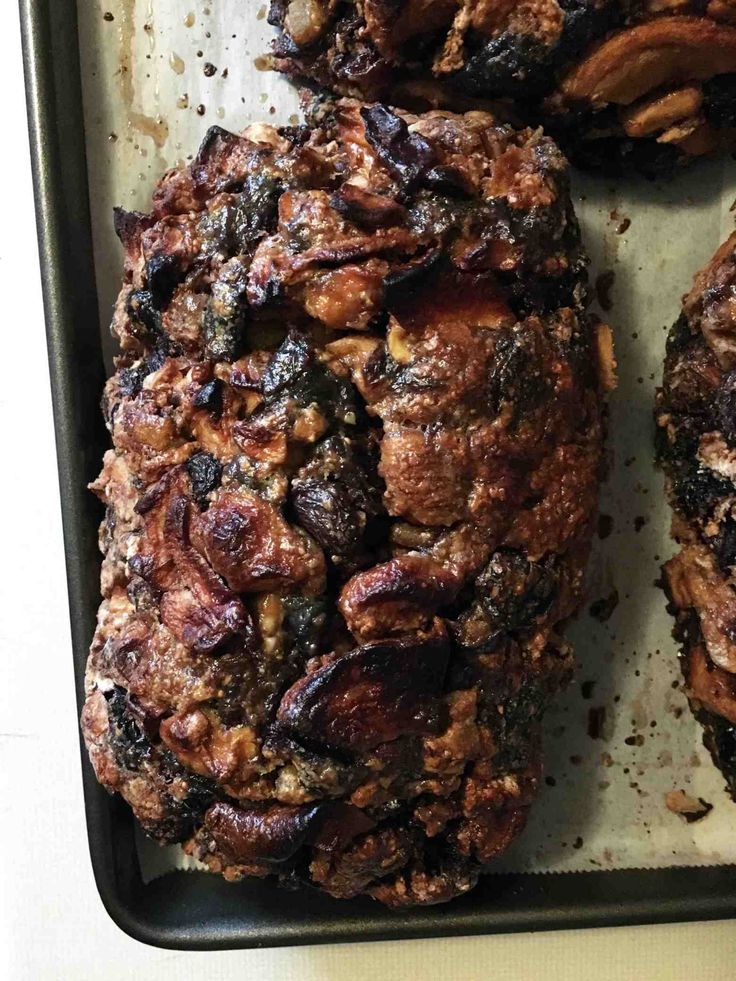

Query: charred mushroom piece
left=339, top=555, right=460, bottom=641
left=277, top=633, right=451, bottom=753
left=203, top=798, right=377, bottom=870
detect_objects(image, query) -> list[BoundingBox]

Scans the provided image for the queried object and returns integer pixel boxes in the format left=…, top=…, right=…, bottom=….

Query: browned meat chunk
left=82, top=99, right=607, bottom=905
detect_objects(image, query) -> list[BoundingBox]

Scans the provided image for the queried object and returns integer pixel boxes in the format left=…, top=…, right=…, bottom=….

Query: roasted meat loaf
left=267, top=1, right=736, bottom=173
left=82, top=100, right=612, bottom=906
left=657, top=233, right=736, bottom=799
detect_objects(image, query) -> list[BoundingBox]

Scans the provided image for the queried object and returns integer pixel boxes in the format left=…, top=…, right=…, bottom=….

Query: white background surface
left=2, top=4, right=736, bottom=978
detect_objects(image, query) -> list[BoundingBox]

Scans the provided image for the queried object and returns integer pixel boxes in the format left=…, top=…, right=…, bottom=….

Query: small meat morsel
left=83, top=99, right=607, bottom=905
left=267, top=3, right=736, bottom=173
left=657, top=231, right=736, bottom=799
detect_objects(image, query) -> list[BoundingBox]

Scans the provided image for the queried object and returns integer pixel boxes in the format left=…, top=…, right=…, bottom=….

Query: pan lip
left=18, top=0, right=736, bottom=950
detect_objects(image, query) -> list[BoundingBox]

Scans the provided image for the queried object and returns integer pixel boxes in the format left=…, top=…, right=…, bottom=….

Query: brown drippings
left=117, top=0, right=170, bottom=151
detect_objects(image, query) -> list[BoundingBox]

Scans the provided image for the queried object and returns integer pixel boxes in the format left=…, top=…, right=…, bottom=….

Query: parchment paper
left=77, top=0, right=736, bottom=876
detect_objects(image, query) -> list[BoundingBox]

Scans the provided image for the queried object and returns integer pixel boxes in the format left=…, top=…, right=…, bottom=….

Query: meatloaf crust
left=82, top=100, right=610, bottom=906
left=267, top=2, right=736, bottom=173
left=657, top=232, right=736, bottom=799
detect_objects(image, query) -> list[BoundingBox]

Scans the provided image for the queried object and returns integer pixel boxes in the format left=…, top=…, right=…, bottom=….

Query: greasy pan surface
left=20, top=0, right=736, bottom=949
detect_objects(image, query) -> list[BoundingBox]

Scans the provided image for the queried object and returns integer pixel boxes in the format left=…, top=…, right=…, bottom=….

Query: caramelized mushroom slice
left=558, top=17, right=736, bottom=107
left=276, top=633, right=450, bottom=753
left=195, top=488, right=326, bottom=595
left=134, top=472, right=249, bottom=653
left=620, top=83, right=703, bottom=138
left=339, top=555, right=460, bottom=641
left=204, top=800, right=375, bottom=865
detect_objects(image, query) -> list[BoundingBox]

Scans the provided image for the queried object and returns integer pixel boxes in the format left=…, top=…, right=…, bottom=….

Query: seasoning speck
left=196, top=104, right=206, bottom=116
left=589, top=590, right=619, bottom=623
left=595, top=270, right=616, bottom=312
left=103, top=11, right=114, bottom=21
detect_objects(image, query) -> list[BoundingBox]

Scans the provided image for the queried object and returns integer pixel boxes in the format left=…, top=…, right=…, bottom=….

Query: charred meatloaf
left=658, top=233, right=736, bottom=800
left=82, top=100, right=612, bottom=906
left=267, top=1, right=736, bottom=173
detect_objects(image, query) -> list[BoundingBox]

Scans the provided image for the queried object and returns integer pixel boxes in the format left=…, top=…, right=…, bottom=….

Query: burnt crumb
left=665, top=790, right=713, bottom=823
left=204, top=62, right=218, bottom=77
left=595, top=270, right=616, bottom=312
left=103, top=11, right=114, bottom=22
left=186, top=452, right=222, bottom=500
left=572, top=836, right=584, bottom=849
left=634, top=516, right=648, bottom=533
left=580, top=680, right=596, bottom=700
left=588, top=590, right=619, bottom=622
left=587, top=706, right=606, bottom=740
left=624, top=734, right=645, bottom=748
left=597, top=514, right=613, bottom=539
left=545, top=775, right=556, bottom=787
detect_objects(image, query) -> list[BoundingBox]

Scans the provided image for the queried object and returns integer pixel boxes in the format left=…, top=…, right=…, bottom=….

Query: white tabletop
left=2, top=7, right=734, bottom=978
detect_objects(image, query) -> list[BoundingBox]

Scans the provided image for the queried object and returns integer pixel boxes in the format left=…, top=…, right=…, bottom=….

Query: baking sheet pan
left=21, top=0, right=736, bottom=949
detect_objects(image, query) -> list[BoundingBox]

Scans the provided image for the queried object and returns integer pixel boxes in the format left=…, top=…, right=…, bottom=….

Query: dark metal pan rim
left=19, top=0, right=736, bottom=949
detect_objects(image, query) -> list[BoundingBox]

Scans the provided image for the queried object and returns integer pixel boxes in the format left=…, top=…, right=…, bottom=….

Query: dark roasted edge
left=19, top=0, right=736, bottom=951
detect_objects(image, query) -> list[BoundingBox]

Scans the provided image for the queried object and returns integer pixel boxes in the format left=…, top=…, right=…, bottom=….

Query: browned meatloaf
left=81, top=100, right=612, bottom=906
left=267, top=2, right=736, bottom=173
left=657, top=233, right=736, bottom=800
